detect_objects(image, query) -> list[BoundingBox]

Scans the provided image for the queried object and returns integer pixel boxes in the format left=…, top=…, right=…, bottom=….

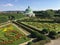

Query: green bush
left=58, top=32, right=60, bottom=34
left=8, top=16, right=15, bottom=20
left=41, top=29, right=49, bottom=34
left=31, top=31, right=48, bottom=40
left=31, top=39, right=50, bottom=45
left=49, top=31, right=58, bottom=39
left=27, top=42, right=33, bottom=45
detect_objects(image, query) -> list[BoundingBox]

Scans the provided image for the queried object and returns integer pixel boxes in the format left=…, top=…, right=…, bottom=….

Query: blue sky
left=0, top=0, right=60, bottom=11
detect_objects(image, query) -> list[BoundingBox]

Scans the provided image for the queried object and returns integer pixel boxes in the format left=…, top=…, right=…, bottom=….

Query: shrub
left=31, top=39, right=51, bottom=45
left=31, top=31, right=48, bottom=40
left=41, top=29, right=49, bottom=34
left=58, top=32, right=60, bottom=34
left=57, top=31, right=60, bottom=38
left=27, top=42, right=33, bottom=45
left=49, top=31, right=58, bottom=39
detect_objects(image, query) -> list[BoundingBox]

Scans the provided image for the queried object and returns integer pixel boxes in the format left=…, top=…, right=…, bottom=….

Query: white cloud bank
left=3, top=3, right=14, bottom=6
left=0, top=3, right=14, bottom=7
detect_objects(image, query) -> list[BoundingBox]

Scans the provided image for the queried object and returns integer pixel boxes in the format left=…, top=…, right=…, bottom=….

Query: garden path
left=19, top=38, right=34, bottom=45
left=0, top=23, right=11, bottom=27
left=45, top=38, right=60, bottom=45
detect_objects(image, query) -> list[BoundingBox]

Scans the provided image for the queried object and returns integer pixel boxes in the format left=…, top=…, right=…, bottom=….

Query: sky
left=0, top=0, right=60, bottom=11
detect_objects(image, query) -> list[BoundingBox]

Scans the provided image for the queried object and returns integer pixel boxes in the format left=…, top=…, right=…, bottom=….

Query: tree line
left=34, top=9, right=60, bottom=18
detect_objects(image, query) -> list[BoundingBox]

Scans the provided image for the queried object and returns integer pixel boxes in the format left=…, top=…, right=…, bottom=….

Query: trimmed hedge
left=27, top=42, right=33, bottom=45
left=31, top=31, right=48, bottom=40
left=41, top=29, right=49, bottom=34
left=28, top=38, right=50, bottom=45
left=13, top=21, right=51, bottom=45
left=48, top=31, right=58, bottom=39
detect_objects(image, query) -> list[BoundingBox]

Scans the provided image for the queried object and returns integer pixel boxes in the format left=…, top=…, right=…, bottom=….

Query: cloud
left=4, top=3, right=14, bottom=6
left=0, top=3, right=14, bottom=7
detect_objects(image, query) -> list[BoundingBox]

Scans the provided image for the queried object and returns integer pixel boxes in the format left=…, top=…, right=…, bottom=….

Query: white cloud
left=0, top=3, right=14, bottom=7
left=4, top=3, right=13, bottom=6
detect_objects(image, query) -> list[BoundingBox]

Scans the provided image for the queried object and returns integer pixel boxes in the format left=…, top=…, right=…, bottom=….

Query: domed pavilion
left=25, top=6, right=35, bottom=17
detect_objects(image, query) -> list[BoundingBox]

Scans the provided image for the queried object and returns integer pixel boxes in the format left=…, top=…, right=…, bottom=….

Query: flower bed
left=23, top=22, right=60, bottom=31
left=0, top=24, right=30, bottom=45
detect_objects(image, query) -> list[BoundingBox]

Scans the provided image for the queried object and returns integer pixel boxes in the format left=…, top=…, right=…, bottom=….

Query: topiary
left=27, top=42, right=33, bottom=45
left=41, top=29, right=49, bottom=34
left=49, top=31, right=58, bottom=39
left=31, top=31, right=47, bottom=40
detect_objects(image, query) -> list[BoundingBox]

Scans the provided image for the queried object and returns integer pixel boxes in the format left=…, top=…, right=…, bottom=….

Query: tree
left=45, top=9, right=55, bottom=18
left=8, top=16, right=15, bottom=20
left=57, top=10, right=60, bottom=14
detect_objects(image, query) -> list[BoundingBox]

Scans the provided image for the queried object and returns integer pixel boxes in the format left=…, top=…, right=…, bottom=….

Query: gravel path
left=45, top=38, right=60, bottom=45
left=0, top=23, right=11, bottom=27
left=19, top=39, right=34, bottom=45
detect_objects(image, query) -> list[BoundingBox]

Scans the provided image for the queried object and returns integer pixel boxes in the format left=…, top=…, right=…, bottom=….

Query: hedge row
left=15, top=21, right=60, bottom=39
left=17, top=20, right=41, bottom=32
left=41, top=29, right=60, bottom=39
left=13, top=21, right=51, bottom=45
left=28, top=39, right=50, bottom=45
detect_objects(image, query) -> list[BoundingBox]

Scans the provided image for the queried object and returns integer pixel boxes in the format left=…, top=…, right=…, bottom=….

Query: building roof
left=25, top=6, right=33, bottom=14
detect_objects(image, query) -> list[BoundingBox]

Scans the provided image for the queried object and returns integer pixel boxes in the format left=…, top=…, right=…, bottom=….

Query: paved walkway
left=45, top=38, right=60, bottom=45
left=0, top=23, right=11, bottom=28
left=19, top=38, right=34, bottom=45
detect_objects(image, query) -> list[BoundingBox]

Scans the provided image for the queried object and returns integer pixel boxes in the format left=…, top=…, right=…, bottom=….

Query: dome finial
left=28, top=6, right=30, bottom=8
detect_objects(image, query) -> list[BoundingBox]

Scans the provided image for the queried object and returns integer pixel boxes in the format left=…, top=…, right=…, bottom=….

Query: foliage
left=0, top=13, right=25, bottom=23
left=25, top=22, right=60, bottom=31
left=0, top=24, right=29, bottom=45
left=8, top=16, right=15, bottom=20
left=45, top=10, right=55, bottom=18
left=0, top=17, right=8, bottom=23
left=41, top=29, right=49, bottom=34
left=31, top=31, right=48, bottom=40
left=30, top=39, right=50, bottom=45
left=49, top=31, right=58, bottom=39
left=27, top=42, right=33, bottom=45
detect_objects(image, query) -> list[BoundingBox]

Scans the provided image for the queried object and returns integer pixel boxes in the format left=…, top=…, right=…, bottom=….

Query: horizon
left=0, top=0, right=60, bottom=11
left=0, top=9, right=60, bottom=12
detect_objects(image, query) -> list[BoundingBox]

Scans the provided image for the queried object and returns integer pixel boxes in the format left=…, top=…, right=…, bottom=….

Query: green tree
left=45, top=9, right=55, bottom=18
left=8, top=16, right=15, bottom=20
